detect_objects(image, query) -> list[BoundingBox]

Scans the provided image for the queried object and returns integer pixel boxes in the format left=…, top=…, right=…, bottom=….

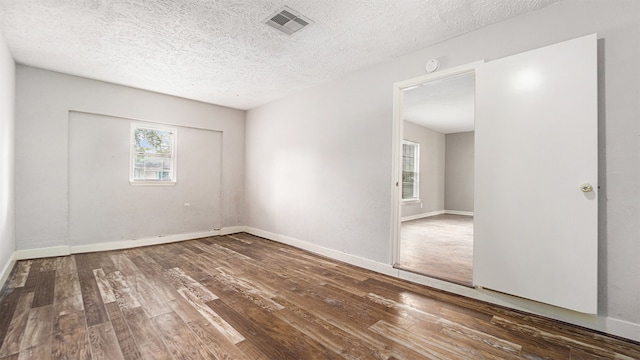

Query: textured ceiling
left=0, top=0, right=560, bottom=110
left=403, top=72, right=475, bottom=134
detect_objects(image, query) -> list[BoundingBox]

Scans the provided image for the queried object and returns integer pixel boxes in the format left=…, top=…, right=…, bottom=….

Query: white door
left=474, top=34, right=598, bottom=313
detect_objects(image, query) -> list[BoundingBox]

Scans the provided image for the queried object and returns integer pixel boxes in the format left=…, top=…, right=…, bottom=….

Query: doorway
left=392, top=65, right=478, bottom=286
left=392, top=35, right=598, bottom=313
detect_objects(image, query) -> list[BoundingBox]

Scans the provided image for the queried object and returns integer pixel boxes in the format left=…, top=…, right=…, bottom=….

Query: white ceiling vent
left=264, top=6, right=312, bottom=35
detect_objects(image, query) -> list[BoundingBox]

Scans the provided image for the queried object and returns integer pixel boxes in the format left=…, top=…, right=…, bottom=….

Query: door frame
left=390, top=61, right=483, bottom=272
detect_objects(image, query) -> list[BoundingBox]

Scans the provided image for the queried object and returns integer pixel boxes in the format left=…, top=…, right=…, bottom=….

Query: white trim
left=13, top=226, right=244, bottom=260
left=244, top=227, right=398, bottom=277
left=0, top=252, right=16, bottom=288
left=14, top=229, right=226, bottom=260
left=394, top=61, right=486, bottom=90
left=401, top=210, right=445, bottom=222
left=603, top=317, right=640, bottom=343
left=220, top=226, right=245, bottom=235
left=444, top=210, right=474, bottom=216
left=71, top=230, right=217, bottom=254
left=129, top=181, right=176, bottom=186
left=401, top=199, right=421, bottom=204
left=401, top=210, right=473, bottom=221
left=15, top=246, right=71, bottom=260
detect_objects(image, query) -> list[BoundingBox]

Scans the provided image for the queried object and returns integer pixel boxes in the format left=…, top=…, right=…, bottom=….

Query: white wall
left=246, top=0, right=640, bottom=338
left=445, top=131, right=474, bottom=212
left=68, top=112, right=223, bottom=245
left=15, top=66, right=245, bottom=251
left=246, top=76, right=393, bottom=262
left=402, top=121, right=445, bottom=218
left=0, top=31, right=15, bottom=284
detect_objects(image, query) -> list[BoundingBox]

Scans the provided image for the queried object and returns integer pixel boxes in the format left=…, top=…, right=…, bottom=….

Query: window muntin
left=402, top=140, right=419, bottom=201
left=130, top=124, right=176, bottom=185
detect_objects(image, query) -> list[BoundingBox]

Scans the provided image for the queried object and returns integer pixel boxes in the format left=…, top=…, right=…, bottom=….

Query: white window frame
left=130, top=123, right=177, bottom=186
left=402, top=140, right=420, bottom=202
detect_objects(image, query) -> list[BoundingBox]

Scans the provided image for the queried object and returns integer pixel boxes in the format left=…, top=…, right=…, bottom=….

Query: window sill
left=130, top=181, right=176, bottom=186
left=402, top=199, right=421, bottom=204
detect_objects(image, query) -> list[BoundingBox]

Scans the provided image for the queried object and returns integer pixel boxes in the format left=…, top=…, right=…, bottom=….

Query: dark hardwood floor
left=398, top=214, right=473, bottom=286
left=0, top=233, right=638, bottom=359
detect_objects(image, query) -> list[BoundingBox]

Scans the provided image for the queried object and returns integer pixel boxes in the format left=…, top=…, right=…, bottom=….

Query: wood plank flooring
left=1, top=233, right=638, bottom=359
left=398, top=214, right=473, bottom=286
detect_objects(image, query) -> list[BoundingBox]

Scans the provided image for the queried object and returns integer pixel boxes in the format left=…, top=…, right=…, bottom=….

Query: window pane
left=131, top=125, right=176, bottom=182
left=402, top=141, right=419, bottom=200
left=134, top=128, right=172, bottom=154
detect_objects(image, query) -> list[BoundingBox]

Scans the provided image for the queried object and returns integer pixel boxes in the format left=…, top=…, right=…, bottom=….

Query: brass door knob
left=580, top=183, right=593, bottom=192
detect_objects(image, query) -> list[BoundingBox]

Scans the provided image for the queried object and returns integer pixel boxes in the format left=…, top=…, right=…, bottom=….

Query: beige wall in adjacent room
left=445, top=131, right=474, bottom=213
left=402, top=121, right=445, bottom=218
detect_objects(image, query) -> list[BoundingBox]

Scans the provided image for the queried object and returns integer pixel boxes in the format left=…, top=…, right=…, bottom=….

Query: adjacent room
left=0, top=1, right=639, bottom=359
left=397, top=71, right=475, bottom=286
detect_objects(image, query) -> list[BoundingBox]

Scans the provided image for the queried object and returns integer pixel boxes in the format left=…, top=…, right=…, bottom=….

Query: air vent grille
left=264, top=6, right=312, bottom=35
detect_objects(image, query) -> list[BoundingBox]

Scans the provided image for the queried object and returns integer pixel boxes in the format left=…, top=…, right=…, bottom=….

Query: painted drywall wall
left=68, top=112, right=223, bottom=245
left=245, top=77, right=393, bottom=262
left=0, top=31, right=15, bottom=283
left=445, top=131, right=474, bottom=212
left=15, top=66, right=245, bottom=250
left=246, top=0, right=640, bottom=335
left=402, top=121, right=445, bottom=218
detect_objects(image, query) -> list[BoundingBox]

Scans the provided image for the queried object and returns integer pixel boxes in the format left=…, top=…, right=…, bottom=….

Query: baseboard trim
left=71, top=230, right=221, bottom=254
left=401, top=210, right=445, bottom=222
left=244, top=227, right=398, bottom=277
left=13, top=228, right=247, bottom=260
left=401, top=210, right=474, bottom=222
left=0, top=252, right=16, bottom=289
left=220, top=226, right=245, bottom=235
left=603, top=317, right=640, bottom=343
left=15, top=246, right=71, bottom=260
left=445, top=210, right=474, bottom=216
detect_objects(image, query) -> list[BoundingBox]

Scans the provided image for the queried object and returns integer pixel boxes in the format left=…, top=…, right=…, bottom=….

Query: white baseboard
left=13, top=228, right=246, bottom=260
left=445, top=210, right=474, bottom=216
left=401, top=210, right=474, bottom=222
left=244, top=227, right=398, bottom=277
left=220, top=226, right=245, bottom=235
left=71, top=230, right=220, bottom=254
left=603, top=317, right=640, bottom=343
left=15, top=245, right=71, bottom=260
left=401, top=210, right=445, bottom=222
left=0, top=252, right=16, bottom=290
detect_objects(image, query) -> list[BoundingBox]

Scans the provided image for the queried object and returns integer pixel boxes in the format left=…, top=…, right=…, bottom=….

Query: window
left=402, top=140, right=419, bottom=201
left=130, top=124, right=177, bottom=185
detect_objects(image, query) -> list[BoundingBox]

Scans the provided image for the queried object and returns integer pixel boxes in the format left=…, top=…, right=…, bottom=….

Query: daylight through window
left=402, top=140, right=419, bottom=201
left=131, top=124, right=176, bottom=184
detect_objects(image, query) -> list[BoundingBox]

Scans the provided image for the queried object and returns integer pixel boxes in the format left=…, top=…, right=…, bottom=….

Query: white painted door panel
left=474, top=34, right=598, bottom=313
